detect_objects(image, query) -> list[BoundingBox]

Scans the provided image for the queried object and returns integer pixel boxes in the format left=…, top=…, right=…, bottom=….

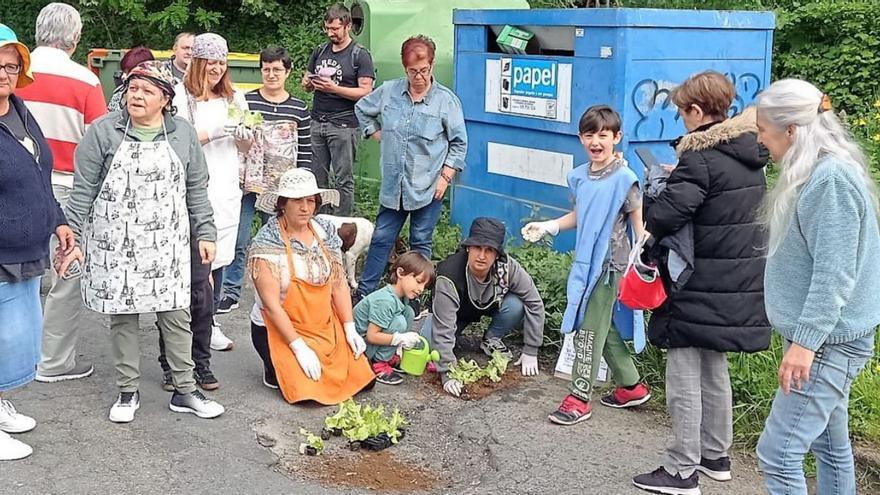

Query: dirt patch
left=295, top=449, right=441, bottom=493
left=460, top=371, right=524, bottom=401
left=417, top=368, right=524, bottom=401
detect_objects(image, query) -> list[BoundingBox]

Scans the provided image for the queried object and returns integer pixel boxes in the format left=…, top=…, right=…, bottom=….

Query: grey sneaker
left=35, top=362, right=94, bottom=383
left=480, top=337, right=512, bottom=359
left=169, top=390, right=225, bottom=419
left=696, top=456, right=731, bottom=482
left=633, top=467, right=701, bottom=495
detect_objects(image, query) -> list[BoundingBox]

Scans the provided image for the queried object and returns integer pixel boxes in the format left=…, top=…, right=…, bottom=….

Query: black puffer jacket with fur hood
left=644, top=107, right=771, bottom=353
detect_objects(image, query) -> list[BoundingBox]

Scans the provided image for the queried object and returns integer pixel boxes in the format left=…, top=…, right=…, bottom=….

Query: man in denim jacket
left=354, top=35, right=467, bottom=303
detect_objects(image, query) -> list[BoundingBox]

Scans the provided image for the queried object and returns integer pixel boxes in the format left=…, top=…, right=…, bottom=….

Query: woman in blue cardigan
left=0, top=25, right=77, bottom=461
left=755, top=78, right=880, bottom=495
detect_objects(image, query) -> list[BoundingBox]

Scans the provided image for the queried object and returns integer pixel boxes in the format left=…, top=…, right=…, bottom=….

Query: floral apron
left=82, top=122, right=190, bottom=314
left=264, top=221, right=374, bottom=405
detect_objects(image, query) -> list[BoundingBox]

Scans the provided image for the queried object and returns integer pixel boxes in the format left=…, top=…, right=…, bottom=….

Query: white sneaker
left=169, top=390, right=225, bottom=419
left=109, top=391, right=140, bottom=423
left=0, top=430, right=32, bottom=461
left=210, top=324, right=234, bottom=351
left=0, top=399, right=36, bottom=433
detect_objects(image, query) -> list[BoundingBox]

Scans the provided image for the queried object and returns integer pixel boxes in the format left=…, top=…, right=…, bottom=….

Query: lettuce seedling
left=449, top=352, right=511, bottom=384
left=323, top=400, right=408, bottom=443
left=299, top=428, right=325, bottom=454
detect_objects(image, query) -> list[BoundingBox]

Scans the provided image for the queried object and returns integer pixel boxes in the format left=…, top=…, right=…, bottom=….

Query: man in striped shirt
left=216, top=46, right=312, bottom=313
left=16, top=3, right=106, bottom=383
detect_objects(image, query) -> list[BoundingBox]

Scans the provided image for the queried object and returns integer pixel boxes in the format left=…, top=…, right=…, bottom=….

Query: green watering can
left=399, top=336, right=439, bottom=376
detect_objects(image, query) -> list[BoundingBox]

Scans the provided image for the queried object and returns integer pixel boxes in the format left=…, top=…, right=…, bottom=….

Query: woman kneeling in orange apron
left=247, top=168, right=374, bottom=404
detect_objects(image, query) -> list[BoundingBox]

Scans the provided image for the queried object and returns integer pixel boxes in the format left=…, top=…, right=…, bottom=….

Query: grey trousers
left=664, top=347, right=733, bottom=477
left=38, top=182, right=86, bottom=375
left=309, top=121, right=359, bottom=216
left=110, top=309, right=196, bottom=393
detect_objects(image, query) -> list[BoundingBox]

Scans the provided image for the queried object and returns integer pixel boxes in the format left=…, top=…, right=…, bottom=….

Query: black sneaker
left=695, top=456, right=731, bottom=482
left=216, top=296, right=239, bottom=314
left=633, top=467, right=701, bottom=495
left=169, top=390, right=225, bottom=419
left=195, top=368, right=220, bottom=391
left=162, top=370, right=174, bottom=392
left=262, top=369, right=279, bottom=390
left=480, top=337, right=513, bottom=359
left=372, top=361, right=404, bottom=385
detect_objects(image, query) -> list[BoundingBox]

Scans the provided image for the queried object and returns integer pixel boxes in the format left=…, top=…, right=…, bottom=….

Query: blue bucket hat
left=0, top=24, right=34, bottom=88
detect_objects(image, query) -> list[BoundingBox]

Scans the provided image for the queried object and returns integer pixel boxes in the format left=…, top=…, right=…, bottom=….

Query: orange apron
left=263, top=221, right=374, bottom=404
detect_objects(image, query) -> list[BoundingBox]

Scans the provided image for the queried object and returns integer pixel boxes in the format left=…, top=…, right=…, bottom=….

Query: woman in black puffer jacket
left=632, top=71, right=771, bottom=495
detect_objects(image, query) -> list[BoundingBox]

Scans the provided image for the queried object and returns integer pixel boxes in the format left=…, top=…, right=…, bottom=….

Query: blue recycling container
left=451, top=8, right=775, bottom=252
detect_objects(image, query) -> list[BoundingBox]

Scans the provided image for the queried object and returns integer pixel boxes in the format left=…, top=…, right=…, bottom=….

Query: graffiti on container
left=630, top=72, right=764, bottom=141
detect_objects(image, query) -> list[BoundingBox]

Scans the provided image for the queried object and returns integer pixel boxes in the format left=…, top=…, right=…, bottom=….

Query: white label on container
left=485, top=59, right=572, bottom=123
left=487, top=142, right=573, bottom=187
left=600, top=46, right=613, bottom=58
left=554, top=333, right=610, bottom=382
left=575, top=28, right=585, bottom=37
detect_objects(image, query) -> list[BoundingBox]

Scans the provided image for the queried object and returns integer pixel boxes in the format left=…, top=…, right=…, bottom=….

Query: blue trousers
left=420, top=293, right=525, bottom=342
left=757, top=333, right=875, bottom=495
left=356, top=198, right=442, bottom=298
left=221, top=192, right=268, bottom=302
left=0, top=277, right=42, bottom=391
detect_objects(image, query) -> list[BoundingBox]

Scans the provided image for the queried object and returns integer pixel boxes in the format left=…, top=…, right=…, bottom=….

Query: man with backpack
left=302, top=3, right=374, bottom=216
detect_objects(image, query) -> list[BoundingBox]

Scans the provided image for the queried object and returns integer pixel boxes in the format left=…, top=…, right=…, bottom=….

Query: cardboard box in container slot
left=496, top=25, right=537, bottom=55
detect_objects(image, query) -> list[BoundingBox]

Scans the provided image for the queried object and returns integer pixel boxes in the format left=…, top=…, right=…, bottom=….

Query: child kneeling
left=353, top=251, right=434, bottom=385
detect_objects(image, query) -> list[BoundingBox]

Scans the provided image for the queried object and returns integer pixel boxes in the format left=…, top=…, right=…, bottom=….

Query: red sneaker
left=387, top=354, right=402, bottom=371
left=548, top=394, right=592, bottom=425
left=600, top=383, right=651, bottom=409
left=371, top=361, right=403, bottom=385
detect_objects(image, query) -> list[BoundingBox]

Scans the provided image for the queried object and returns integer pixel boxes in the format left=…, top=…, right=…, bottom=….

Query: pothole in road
left=288, top=449, right=441, bottom=493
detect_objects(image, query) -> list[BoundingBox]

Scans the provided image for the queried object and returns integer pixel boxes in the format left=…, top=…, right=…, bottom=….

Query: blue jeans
left=420, top=293, right=525, bottom=342
left=757, top=333, right=875, bottom=495
left=221, top=192, right=268, bottom=302
left=357, top=198, right=443, bottom=297
left=0, top=277, right=42, bottom=391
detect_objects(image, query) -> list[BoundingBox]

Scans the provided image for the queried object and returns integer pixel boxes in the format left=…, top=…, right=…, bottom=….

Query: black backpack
left=314, top=41, right=374, bottom=79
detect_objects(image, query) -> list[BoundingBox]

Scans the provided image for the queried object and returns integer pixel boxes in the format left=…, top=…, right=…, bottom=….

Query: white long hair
left=756, top=79, right=878, bottom=254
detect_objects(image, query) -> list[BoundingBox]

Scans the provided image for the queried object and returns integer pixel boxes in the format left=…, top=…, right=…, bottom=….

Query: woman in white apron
left=61, top=61, right=225, bottom=423
left=172, top=33, right=253, bottom=355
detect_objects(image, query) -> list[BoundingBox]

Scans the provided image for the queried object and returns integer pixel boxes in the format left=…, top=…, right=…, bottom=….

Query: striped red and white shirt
left=17, top=46, right=107, bottom=182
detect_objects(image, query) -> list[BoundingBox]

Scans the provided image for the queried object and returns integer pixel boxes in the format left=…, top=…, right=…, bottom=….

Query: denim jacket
left=355, top=77, right=467, bottom=211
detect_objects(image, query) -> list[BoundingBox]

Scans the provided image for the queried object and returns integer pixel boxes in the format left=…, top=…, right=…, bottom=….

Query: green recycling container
left=87, top=48, right=262, bottom=104
left=346, top=0, right=529, bottom=180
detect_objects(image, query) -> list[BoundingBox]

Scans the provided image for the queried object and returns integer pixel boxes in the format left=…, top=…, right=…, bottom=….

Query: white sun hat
left=256, top=168, right=340, bottom=214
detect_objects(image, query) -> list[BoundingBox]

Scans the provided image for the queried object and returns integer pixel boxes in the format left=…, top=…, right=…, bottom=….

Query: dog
left=320, top=215, right=374, bottom=290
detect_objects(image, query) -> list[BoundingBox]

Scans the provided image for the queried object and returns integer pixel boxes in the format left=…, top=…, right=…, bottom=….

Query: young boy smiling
left=522, top=105, right=652, bottom=425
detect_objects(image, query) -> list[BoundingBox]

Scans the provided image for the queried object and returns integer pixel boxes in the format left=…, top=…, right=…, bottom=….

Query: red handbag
left=619, top=234, right=667, bottom=310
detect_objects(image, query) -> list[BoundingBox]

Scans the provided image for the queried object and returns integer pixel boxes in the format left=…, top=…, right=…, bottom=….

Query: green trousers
left=570, top=270, right=641, bottom=401
left=110, top=309, right=196, bottom=393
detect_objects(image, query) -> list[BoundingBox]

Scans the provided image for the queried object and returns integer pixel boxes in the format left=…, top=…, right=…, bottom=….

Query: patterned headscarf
left=125, top=60, right=175, bottom=99
left=192, top=33, right=228, bottom=61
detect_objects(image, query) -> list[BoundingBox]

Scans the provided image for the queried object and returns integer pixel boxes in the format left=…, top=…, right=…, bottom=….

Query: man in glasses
left=301, top=2, right=374, bottom=217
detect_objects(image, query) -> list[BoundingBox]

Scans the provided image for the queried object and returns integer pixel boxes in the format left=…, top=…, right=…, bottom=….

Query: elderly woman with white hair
left=755, top=79, right=880, bottom=495
left=17, top=1, right=107, bottom=385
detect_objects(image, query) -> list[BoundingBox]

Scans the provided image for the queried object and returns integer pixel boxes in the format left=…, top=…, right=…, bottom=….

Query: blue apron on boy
left=560, top=161, right=646, bottom=352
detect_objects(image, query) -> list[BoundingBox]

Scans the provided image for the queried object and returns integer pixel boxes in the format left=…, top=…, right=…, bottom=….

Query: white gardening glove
left=289, top=338, right=321, bottom=381
left=515, top=353, right=539, bottom=377
left=344, top=322, right=366, bottom=359
left=521, top=220, right=560, bottom=243
left=443, top=374, right=463, bottom=397
left=233, top=123, right=254, bottom=141
left=391, top=332, right=422, bottom=349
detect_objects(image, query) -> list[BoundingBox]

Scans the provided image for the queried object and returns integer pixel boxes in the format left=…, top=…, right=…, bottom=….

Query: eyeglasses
left=261, top=68, right=288, bottom=75
left=0, top=63, right=22, bottom=75
left=406, top=66, right=431, bottom=78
